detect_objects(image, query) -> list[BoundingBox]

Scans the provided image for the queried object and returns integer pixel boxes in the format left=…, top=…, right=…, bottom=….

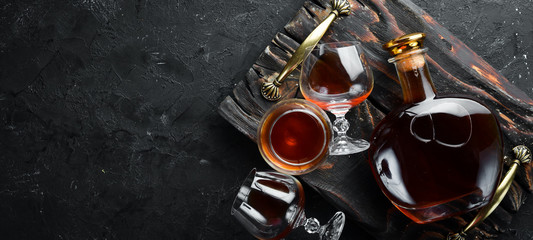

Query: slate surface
left=0, top=0, right=531, bottom=239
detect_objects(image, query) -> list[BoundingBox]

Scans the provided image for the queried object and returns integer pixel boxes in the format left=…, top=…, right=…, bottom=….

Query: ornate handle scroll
left=260, top=0, right=351, bottom=101
left=448, top=145, right=532, bottom=240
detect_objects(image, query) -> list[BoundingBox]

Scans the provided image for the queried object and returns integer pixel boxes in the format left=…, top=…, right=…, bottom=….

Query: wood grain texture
left=218, top=0, right=533, bottom=239
left=500, top=181, right=527, bottom=213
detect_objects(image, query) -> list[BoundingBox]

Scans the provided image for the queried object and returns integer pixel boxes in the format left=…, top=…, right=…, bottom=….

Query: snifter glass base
left=329, top=136, right=369, bottom=155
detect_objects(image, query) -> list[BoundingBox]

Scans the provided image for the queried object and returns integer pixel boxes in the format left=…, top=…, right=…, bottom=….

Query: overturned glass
left=231, top=169, right=345, bottom=240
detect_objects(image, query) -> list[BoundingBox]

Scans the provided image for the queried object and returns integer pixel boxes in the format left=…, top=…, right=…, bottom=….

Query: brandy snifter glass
left=231, top=169, right=346, bottom=240
left=300, top=41, right=374, bottom=155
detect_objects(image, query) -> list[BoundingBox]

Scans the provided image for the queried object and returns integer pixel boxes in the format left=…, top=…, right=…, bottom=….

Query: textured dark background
left=0, top=0, right=531, bottom=239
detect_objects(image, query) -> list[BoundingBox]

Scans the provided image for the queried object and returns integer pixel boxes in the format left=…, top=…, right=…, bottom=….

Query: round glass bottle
left=368, top=33, right=503, bottom=223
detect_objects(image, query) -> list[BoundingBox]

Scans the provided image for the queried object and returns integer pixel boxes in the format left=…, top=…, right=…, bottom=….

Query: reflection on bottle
left=409, top=102, right=473, bottom=148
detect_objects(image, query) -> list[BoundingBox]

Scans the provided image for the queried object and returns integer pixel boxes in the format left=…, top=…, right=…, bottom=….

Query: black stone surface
left=0, top=0, right=531, bottom=239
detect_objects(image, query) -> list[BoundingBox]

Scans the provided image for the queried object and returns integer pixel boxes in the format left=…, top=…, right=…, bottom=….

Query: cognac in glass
left=368, top=33, right=503, bottom=223
left=300, top=41, right=374, bottom=155
left=231, top=169, right=345, bottom=240
left=257, top=99, right=332, bottom=175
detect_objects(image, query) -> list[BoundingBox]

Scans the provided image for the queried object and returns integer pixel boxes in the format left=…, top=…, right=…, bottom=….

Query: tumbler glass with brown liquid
left=368, top=33, right=503, bottom=223
left=257, top=99, right=332, bottom=175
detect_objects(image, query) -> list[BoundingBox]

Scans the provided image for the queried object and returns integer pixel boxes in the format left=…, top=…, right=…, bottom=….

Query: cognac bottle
left=368, top=33, right=503, bottom=223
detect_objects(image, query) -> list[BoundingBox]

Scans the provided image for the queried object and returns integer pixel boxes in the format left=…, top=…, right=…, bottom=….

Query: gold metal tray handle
left=448, top=145, right=532, bottom=240
left=260, top=0, right=351, bottom=101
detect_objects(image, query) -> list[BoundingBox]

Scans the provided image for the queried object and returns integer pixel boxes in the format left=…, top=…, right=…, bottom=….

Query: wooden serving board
left=219, top=0, right=533, bottom=239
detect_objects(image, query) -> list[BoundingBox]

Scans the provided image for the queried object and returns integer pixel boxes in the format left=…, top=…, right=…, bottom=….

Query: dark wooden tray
left=219, top=0, right=533, bottom=239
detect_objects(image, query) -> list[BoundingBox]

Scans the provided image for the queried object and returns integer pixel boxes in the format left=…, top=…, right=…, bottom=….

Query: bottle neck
left=391, top=49, right=436, bottom=103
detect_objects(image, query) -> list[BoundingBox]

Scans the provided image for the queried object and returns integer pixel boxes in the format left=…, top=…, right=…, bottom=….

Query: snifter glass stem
left=294, top=211, right=346, bottom=240
left=329, top=111, right=369, bottom=155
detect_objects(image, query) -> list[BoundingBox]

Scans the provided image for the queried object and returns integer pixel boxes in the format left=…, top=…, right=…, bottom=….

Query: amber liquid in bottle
left=368, top=50, right=503, bottom=223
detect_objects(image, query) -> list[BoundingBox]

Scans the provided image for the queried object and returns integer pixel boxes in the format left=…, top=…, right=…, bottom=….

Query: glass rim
left=230, top=168, right=257, bottom=216
left=305, top=40, right=363, bottom=52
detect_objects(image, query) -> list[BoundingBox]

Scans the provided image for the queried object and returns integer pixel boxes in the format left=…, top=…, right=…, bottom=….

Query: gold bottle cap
left=383, top=33, right=426, bottom=56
